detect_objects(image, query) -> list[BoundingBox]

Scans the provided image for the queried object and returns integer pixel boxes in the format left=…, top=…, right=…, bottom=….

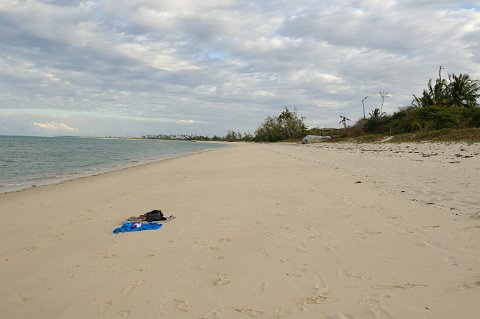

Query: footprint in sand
left=258, top=282, right=268, bottom=293
left=319, top=243, right=337, bottom=250
left=296, top=264, right=309, bottom=274
left=23, top=245, right=39, bottom=251
left=22, top=296, right=34, bottom=302
left=174, top=299, right=190, bottom=312
left=232, top=307, right=263, bottom=317
left=121, top=279, right=145, bottom=295
left=192, top=263, right=205, bottom=270
left=215, top=273, right=231, bottom=286
left=118, top=310, right=132, bottom=318
left=337, top=270, right=371, bottom=281
left=360, top=231, right=382, bottom=236
left=302, top=294, right=329, bottom=305
left=364, top=293, right=392, bottom=319
left=202, top=309, right=223, bottom=319
left=459, top=280, right=480, bottom=289
left=416, top=241, right=447, bottom=252
left=325, top=313, right=355, bottom=319
left=461, top=225, right=480, bottom=230
left=101, top=253, right=119, bottom=259
left=307, top=233, right=326, bottom=240
left=296, top=242, right=308, bottom=253
left=442, top=256, right=458, bottom=266
left=372, top=283, right=429, bottom=289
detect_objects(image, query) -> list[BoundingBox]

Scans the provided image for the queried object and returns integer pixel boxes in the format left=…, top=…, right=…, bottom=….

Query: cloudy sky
left=0, top=0, right=479, bottom=137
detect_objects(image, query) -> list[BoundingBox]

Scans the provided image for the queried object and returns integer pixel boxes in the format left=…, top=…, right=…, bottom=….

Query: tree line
left=141, top=107, right=306, bottom=142
left=144, top=67, right=479, bottom=142
left=253, top=67, right=480, bottom=141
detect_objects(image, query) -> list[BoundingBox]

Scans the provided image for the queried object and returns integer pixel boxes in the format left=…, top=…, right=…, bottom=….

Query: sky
left=0, top=0, right=479, bottom=137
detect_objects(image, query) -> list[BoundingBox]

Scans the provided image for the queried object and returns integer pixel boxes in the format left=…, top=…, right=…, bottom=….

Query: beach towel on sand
left=113, top=222, right=162, bottom=234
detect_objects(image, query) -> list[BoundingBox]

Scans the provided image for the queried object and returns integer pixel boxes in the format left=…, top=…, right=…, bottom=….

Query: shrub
left=254, top=107, right=307, bottom=142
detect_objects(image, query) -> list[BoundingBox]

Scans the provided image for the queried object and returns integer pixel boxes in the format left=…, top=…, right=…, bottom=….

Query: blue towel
left=113, top=222, right=162, bottom=234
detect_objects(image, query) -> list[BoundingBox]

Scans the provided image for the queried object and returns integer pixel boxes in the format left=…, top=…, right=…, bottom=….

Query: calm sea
left=0, top=136, right=228, bottom=193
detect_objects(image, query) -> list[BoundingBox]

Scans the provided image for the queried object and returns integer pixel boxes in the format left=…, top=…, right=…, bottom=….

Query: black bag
left=145, top=210, right=166, bottom=222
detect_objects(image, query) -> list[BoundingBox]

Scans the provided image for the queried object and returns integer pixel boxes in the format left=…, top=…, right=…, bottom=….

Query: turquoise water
left=0, top=136, right=227, bottom=193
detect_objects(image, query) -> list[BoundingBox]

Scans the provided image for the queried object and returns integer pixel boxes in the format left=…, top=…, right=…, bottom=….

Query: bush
left=363, top=116, right=390, bottom=134
left=255, top=107, right=307, bottom=142
left=361, top=105, right=480, bottom=135
left=467, top=107, right=480, bottom=127
left=389, top=107, right=421, bottom=133
left=348, top=119, right=367, bottom=137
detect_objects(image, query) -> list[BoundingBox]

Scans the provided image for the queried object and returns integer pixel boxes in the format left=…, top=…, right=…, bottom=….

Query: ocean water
left=0, top=136, right=227, bottom=193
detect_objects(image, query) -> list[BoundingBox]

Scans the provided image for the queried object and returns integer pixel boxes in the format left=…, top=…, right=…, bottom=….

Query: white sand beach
left=1, top=142, right=479, bottom=318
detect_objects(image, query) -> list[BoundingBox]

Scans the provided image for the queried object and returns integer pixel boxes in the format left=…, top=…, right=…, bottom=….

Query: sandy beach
left=1, top=142, right=479, bottom=319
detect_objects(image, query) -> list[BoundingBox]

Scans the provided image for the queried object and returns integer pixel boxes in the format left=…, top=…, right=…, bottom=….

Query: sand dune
left=1, top=142, right=479, bottom=318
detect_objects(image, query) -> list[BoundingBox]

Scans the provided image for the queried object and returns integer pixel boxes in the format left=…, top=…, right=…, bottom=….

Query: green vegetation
left=254, top=107, right=307, bottom=142
left=224, top=131, right=255, bottom=142
left=350, top=67, right=480, bottom=139
left=335, top=128, right=480, bottom=144
left=251, top=67, right=479, bottom=143
left=387, top=128, right=480, bottom=143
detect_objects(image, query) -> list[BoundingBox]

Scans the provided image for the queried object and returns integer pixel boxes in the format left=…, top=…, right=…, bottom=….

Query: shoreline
left=1, top=142, right=479, bottom=318
left=0, top=142, right=231, bottom=195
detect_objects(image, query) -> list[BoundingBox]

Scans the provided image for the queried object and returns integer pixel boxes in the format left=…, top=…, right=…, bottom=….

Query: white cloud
left=0, top=1, right=479, bottom=136
left=33, top=121, right=78, bottom=132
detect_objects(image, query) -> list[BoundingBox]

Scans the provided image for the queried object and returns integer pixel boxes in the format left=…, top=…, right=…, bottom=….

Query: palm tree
left=369, top=108, right=385, bottom=118
left=412, top=66, right=449, bottom=107
left=412, top=78, right=448, bottom=107
left=447, top=73, right=480, bottom=108
left=339, top=115, right=350, bottom=135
